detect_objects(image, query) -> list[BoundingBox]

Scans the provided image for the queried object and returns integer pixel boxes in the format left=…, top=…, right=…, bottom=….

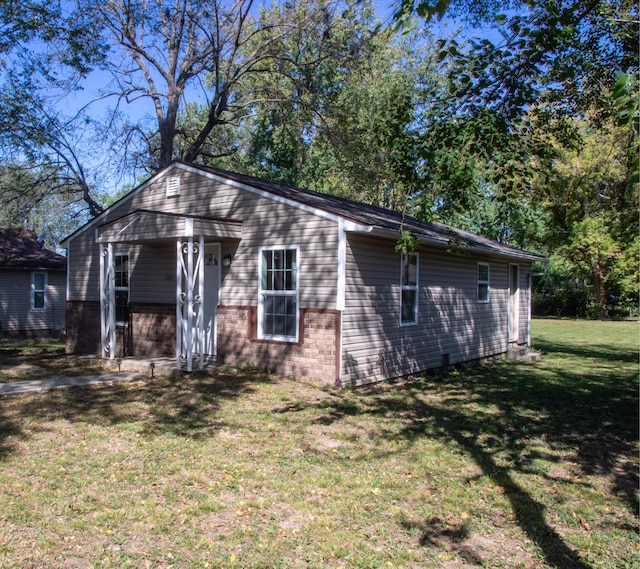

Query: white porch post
left=176, top=219, right=205, bottom=372
left=100, top=243, right=116, bottom=359
left=195, top=234, right=205, bottom=368
left=176, top=239, right=183, bottom=369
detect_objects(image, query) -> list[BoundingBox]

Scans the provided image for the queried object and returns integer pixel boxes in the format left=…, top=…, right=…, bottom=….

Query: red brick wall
left=66, top=301, right=101, bottom=354
left=65, top=301, right=175, bottom=358
left=67, top=301, right=340, bottom=383
left=129, top=303, right=176, bottom=357
left=217, top=306, right=340, bottom=384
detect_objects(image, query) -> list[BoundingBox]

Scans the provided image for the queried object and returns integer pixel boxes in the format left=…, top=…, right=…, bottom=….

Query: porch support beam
left=176, top=221, right=205, bottom=372
left=100, top=243, right=116, bottom=359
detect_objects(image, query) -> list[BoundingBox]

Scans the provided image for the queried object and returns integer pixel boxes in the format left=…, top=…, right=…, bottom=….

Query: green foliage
left=0, top=164, right=90, bottom=250
left=203, top=13, right=437, bottom=214
left=529, top=119, right=639, bottom=318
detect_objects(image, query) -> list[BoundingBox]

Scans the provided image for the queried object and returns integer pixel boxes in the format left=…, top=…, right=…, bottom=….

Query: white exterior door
left=203, top=243, right=221, bottom=358
left=509, top=264, right=520, bottom=343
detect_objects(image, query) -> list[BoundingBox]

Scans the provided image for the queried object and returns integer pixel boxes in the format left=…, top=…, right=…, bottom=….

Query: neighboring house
left=0, top=227, right=67, bottom=337
left=62, top=161, right=545, bottom=386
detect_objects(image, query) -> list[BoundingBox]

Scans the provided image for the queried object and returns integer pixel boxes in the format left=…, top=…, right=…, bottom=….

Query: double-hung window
left=31, top=272, right=47, bottom=311
left=401, top=253, right=419, bottom=325
left=477, top=262, right=490, bottom=303
left=114, top=253, right=130, bottom=324
left=259, top=247, right=298, bottom=341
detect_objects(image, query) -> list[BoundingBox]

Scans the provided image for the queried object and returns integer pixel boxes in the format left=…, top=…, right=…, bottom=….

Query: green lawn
left=0, top=338, right=108, bottom=383
left=0, top=320, right=638, bottom=568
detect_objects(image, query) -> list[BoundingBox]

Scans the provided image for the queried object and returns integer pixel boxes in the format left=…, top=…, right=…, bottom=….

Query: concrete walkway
left=0, top=372, right=147, bottom=396
left=0, top=355, right=218, bottom=396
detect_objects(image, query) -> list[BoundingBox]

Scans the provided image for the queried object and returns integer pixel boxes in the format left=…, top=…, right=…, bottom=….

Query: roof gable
left=0, top=227, right=67, bottom=271
left=63, top=160, right=544, bottom=262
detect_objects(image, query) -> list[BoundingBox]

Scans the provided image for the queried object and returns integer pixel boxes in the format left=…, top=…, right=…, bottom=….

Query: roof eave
left=346, top=224, right=546, bottom=263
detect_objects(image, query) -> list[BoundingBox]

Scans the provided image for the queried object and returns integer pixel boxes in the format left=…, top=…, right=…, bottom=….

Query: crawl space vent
left=166, top=177, right=181, bottom=197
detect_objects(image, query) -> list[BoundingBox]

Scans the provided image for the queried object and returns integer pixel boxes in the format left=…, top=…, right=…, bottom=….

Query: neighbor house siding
left=0, top=270, right=66, bottom=335
left=340, top=234, right=514, bottom=386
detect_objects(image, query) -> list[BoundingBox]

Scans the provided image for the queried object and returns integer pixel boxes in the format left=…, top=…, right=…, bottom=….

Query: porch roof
left=97, top=210, right=243, bottom=244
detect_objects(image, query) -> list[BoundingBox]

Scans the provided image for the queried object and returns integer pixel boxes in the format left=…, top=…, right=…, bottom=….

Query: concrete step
left=506, top=346, right=542, bottom=362
left=100, top=356, right=218, bottom=377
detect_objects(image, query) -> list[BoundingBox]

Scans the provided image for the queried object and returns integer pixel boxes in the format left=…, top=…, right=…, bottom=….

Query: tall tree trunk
left=592, top=259, right=608, bottom=320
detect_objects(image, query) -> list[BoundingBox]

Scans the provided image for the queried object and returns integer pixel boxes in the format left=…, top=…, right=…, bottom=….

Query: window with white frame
left=31, top=272, right=47, bottom=310
left=401, top=253, right=418, bottom=324
left=477, top=262, right=490, bottom=303
left=259, top=247, right=298, bottom=341
left=114, top=253, right=130, bottom=323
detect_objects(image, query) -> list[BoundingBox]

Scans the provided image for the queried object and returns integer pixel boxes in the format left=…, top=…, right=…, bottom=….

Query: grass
left=0, top=338, right=108, bottom=383
left=0, top=319, right=637, bottom=568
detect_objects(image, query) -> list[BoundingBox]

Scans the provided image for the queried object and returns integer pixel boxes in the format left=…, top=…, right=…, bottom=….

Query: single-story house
left=62, top=161, right=544, bottom=386
left=0, top=227, right=67, bottom=337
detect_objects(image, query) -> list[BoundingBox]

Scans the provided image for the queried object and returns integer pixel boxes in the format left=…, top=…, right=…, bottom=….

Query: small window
left=259, top=247, right=299, bottom=341
left=114, top=253, right=130, bottom=323
left=401, top=253, right=418, bottom=325
left=31, top=272, right=47, bottom=310
left=477, top=262, right=490, bottom=303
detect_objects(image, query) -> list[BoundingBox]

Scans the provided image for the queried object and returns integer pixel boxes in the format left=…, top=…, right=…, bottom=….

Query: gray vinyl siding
left=0, top=270, right=66, bottom=333
left=518, top=265, right=531, bottom=344
left=67, top=168, right=339, bottom=309
left=341, top=234, right=517, bottom=386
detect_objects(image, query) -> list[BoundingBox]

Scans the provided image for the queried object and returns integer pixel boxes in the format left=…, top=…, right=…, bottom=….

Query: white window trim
left=258, top=245, right=300, bottom=342
left=31, top=272, right=48, bottom=311
left=400, top=252, right=419, bottom=326
left=477, top=262, right=490, bottom=303
left=114, top=252, right=130, bottom=325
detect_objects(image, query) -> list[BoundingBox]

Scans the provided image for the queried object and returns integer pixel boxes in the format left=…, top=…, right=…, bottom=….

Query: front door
left=509, top=264, right=520, bottom=343
left=203, top=243, right=221, bottom=359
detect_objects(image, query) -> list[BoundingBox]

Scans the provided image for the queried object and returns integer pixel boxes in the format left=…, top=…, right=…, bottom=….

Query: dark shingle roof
left=0, top=227, right=67, bottom=271
left=183, top=161, right=545, bottom=262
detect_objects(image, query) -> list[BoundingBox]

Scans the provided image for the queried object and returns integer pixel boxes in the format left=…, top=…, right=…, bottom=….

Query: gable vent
left=166, top=177, right=181, bottom=197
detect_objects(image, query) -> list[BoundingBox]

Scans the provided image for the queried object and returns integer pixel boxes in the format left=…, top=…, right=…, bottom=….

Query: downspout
left=336, top=220, right=347, bottom=386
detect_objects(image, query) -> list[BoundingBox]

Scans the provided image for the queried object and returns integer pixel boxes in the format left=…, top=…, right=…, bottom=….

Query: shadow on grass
left=286, top=348, right=638, bottom=568
left=535, top=336, right=639, bottom=364
left=0, top=370, right=275, bottom=460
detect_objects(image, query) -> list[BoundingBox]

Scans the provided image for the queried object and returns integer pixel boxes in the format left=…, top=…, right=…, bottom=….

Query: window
left=114, top=253, right=130, bottom=323
left=259, top=247, right=298, bottom=341
left=477, top=262, right=490, bottom=303
left=401, top=253, right=418, bottom=325
left=31, top=272, right=47, bottom=310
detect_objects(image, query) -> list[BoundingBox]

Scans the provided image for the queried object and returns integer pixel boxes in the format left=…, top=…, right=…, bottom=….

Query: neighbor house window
left=259, top=247, right=298, bottom=341
left=401, top=253, right=418, bottom=325
left=114, top=253, right=129, bottom=323
left=31, top=272, right=47, bottom=310
left=477, top=262, right=490, bottom=303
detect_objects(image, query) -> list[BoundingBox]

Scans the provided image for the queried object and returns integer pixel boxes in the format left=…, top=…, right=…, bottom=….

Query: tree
left=0, top=0, right=383, bottom=223
left=0, top=164, right=91, bottom=251
left=392, top=0, right=638, bottom=219
left=230, top=23, right=436, bottom=211
left=0, top=1, right=109, bottom=217
left=532, top=119, right=638, bottom=319
left=76, top=0, right=381, bottom=170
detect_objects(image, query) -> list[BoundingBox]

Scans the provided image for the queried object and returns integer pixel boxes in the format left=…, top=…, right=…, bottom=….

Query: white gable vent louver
left=166, top=177, right=181, bottom=197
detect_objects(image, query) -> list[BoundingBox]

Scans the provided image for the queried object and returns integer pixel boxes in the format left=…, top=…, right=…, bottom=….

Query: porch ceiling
left=97, top=210, right=243, bottom=244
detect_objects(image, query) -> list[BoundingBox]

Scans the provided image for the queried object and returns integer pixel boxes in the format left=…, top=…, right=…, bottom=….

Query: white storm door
left=203, top=243, right=221, bottom=358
